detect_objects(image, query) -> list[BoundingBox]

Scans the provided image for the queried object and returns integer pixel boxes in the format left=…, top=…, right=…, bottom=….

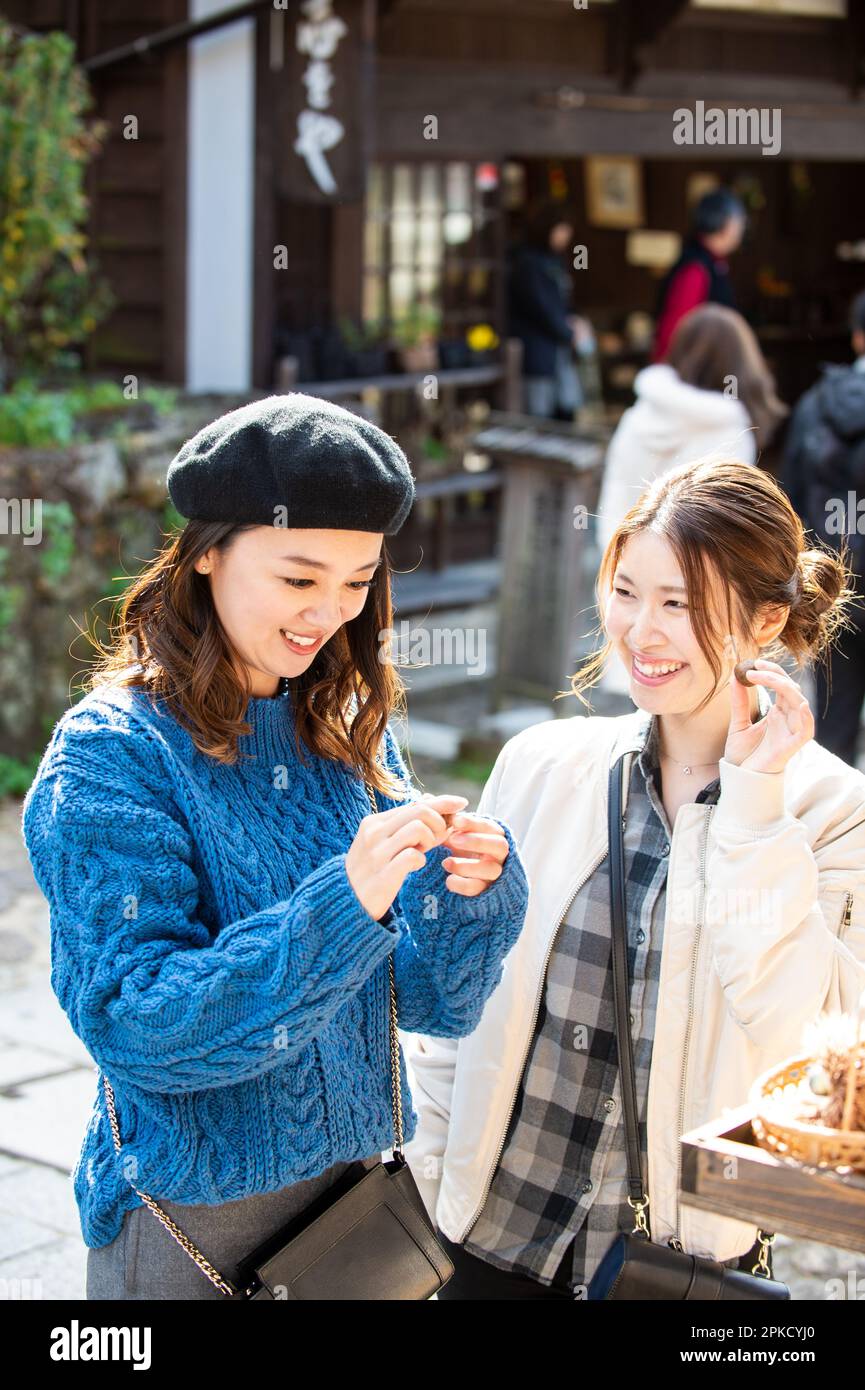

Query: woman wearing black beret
left=21, top=392, right=530, bottom=1300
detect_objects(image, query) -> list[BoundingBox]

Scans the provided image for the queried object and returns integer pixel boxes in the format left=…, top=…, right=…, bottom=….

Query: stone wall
left=0, top=393, right=261, bottom=762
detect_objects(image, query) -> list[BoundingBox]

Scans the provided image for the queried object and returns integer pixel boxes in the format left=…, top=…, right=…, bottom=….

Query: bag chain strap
left=101, top=777, right=402, bottom=1298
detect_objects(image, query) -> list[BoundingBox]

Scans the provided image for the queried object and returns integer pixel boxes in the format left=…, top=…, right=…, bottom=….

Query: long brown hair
left=565, top=456, right=859, bottom=715
left=81, top=521, right=410, bottom=795
left=665, top=304, right=788, bottom=452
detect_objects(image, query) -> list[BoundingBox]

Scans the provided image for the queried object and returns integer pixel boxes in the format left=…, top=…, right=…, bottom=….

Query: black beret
left=166, top=393, right=415, bottom=534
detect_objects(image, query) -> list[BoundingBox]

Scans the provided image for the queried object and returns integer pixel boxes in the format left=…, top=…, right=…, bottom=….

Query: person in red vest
left=651, top=189, right=747, bottom=364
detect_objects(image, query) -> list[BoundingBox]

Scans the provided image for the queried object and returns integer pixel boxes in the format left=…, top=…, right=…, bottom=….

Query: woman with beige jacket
left=402, top=455, right=865, bottom=1300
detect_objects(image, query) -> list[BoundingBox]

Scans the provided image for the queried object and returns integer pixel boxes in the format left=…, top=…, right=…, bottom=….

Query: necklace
left=658, top=749, right=720, bottom=777
left=657, top=699, right=763, bottom=774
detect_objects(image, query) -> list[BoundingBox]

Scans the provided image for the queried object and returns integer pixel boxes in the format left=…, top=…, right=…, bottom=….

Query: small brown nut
left=734, top=660, right=759, bottom=686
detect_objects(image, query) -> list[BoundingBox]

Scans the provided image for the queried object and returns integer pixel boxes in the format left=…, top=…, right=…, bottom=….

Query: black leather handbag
left=586, top=755, right=790, bottom=1301
left=101, top=779, right=454, bottom=1300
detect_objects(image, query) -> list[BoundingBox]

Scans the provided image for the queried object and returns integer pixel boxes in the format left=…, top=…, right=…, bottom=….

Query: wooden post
left=500, top=337, right=524, bottom=413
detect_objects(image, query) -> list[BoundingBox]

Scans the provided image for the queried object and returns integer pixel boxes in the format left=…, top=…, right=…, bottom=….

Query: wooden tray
left=680, top=1102, right=865, bottom=1254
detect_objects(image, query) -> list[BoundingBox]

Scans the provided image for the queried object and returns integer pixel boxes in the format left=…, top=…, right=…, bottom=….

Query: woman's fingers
left=727, top=657, right=756, bottom=733
left=385, top=817, right=443, bottom=858
left=442, top=855, right=503, bottom=881
left=724, top=650, right=816, bottom=773
left=364, top=796, right=467, bottom=847
left=443, top=829, right=508, bottom=862
left=442, top=818, right=509, bottom=894
left=738, top=664, right=814, bottom=763
left=742, top=668, right=810, bottom=719
left=741, top=666, right=798, bottom=701
left=346, top=795, right=470, bottom=919
left=351, top=794, right=510, bottom=909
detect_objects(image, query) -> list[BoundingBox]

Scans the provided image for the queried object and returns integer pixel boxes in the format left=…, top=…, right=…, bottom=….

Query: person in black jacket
left=506, top=201, right=592, bottom=419
left=780, top=289, right=865, bottom=766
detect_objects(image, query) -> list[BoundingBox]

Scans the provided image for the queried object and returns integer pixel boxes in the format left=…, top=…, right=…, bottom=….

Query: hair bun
left=785, top=547, right=855, bottom=660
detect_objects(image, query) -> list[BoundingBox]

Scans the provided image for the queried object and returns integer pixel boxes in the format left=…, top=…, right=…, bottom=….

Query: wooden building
left=6, top=0, right=865, bottom=409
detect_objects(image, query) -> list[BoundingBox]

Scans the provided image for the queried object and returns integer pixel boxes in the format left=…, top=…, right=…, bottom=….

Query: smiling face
left=194, top=526, right=384, bottom=697
left=604, top=528, right=745, bottom=716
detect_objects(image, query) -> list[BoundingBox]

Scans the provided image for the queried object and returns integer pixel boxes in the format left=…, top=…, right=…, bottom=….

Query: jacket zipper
left=673, top=802, right=715, bottom=1247
left=840, top=891, right=854, bottom=938
left=459, top=844, right=609, bottom=1242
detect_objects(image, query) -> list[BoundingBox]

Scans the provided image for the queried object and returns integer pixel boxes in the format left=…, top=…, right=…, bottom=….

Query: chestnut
left=734, top=660, right=760, bottom=686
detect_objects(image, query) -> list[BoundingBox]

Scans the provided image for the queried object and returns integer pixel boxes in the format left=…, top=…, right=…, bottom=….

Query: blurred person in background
left=651, top=189, right=747, bottom=365
left=781, top=288, right=865, bottom=767
left=507, top=199, right=595, bottom=420
left=596, top=304, right=788, bottom=697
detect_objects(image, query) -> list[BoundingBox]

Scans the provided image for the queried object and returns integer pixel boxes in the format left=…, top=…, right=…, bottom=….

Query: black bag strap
left=607, top=756, right=650, bottom=1224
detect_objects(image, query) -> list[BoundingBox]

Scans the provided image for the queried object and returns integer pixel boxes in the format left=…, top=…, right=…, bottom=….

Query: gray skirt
left=86, top=1153, right=382, bottom=1301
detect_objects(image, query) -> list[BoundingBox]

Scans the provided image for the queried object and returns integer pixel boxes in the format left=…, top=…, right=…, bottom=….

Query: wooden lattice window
left=362, top=160, right=504, bottom=341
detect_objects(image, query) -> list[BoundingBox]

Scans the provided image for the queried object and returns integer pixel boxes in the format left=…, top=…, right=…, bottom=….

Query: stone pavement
left=0, top=797, right=96, bottom=1299
left=2, top=704, right=864, bottom=1300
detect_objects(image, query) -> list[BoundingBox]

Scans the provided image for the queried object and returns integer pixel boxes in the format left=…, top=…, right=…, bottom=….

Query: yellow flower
left=2, top=276, right=15, bottom=293
left=466, top=323, right=499, bottom=352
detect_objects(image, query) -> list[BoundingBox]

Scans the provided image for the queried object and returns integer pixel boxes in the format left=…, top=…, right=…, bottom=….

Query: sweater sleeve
left=377, top=726, right=530, bottom=1036
left=21, top=731, right=407, bottom=1095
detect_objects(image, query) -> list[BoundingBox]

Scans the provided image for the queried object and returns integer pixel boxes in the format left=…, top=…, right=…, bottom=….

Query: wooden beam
left=630, top=0, right=690, bottom=50
left=613, top=0, right=690, bottom=92
left=845, top=3, right=865, bottom=99
left=376, top=58, right=865, bottom=160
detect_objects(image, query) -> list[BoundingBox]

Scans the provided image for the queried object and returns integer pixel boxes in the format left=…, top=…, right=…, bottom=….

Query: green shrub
left=0, top=378, right=180, bottom=446
left=0, top=19, right=114, bottom=387
left=0, top=750, right=43, bottom=799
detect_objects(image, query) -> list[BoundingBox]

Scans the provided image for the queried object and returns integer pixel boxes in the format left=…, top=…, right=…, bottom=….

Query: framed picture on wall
left=585, top=156, right=644, bottom=229
left=686, top=172, right=721, bottom=211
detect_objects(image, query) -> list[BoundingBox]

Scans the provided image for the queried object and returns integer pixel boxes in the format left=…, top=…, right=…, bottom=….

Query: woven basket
left=750, top=1051, right=865, bottom=1173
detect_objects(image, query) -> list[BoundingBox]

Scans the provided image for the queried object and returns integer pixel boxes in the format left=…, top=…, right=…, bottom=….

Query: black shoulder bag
left=586, top=756, right=790, bottom=1300
left=102, top=779, right=454, bottom=1300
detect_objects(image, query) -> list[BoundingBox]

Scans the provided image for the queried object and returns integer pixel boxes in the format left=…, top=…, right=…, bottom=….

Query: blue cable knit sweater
left=20, top=681, right=530, bottom=1249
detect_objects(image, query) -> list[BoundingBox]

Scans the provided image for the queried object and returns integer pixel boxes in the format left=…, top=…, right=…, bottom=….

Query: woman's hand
left=345, top=794, right=468, bottom=922
left=724, top=656, right=814, bottom=775
left=431, top=802, right=511, bottom=898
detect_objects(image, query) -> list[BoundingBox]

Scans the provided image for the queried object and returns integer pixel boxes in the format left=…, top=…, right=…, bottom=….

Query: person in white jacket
left=402, top=455, right=865, bottom=1301
left=597, top=305, right=788, bottom=697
